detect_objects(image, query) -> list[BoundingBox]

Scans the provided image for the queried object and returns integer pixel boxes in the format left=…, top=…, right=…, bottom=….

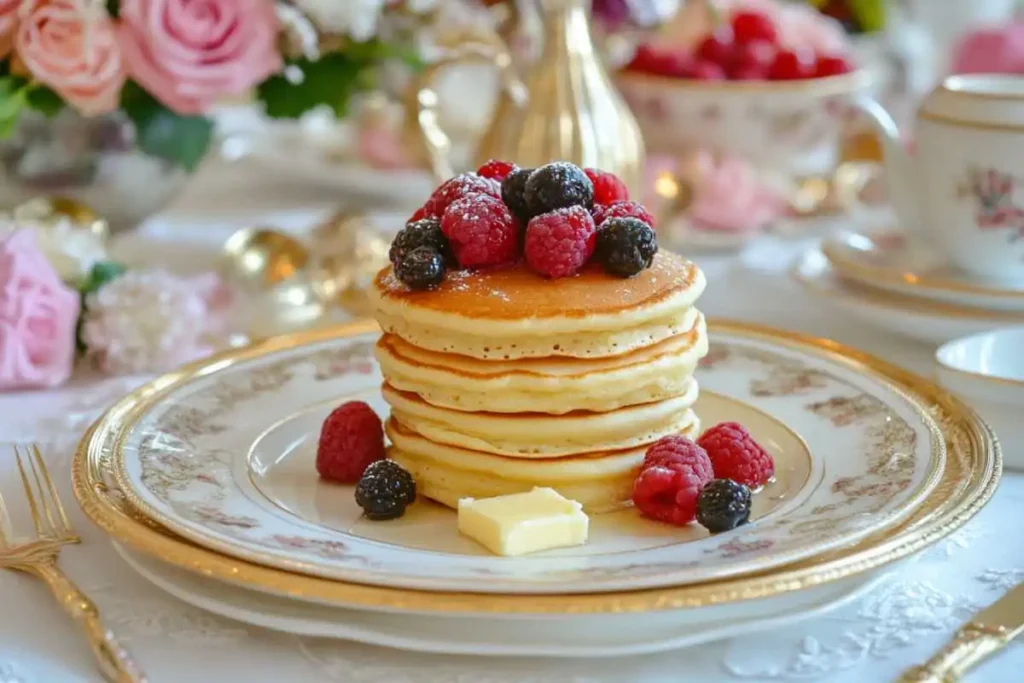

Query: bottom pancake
left=386, top=418, right=701, bottom=513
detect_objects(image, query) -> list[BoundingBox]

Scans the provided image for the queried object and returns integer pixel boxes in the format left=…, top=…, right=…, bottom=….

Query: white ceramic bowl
left=616, top=69, right=873, bottom=177
left=936, top=327, right=1023, bottom=470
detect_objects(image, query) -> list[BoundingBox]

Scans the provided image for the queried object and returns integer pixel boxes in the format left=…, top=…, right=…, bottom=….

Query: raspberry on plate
left=441, top=194, right=519, bottom=268
left=584, top=168, right=630, bottom=205
left=316, top=401, right=385, bottom=484
left=593, top=200, right=656, bottom=229
left=731, top=10, right=777, bottom=45
left=422, top=173, right=501, bottom=218
left=769, top=49, right=815, bottom=80
left=524, top=162, right=594, bottom=216
left=697, top=422, right=775, bottom=488
left=476, top=159, right=518, bottom=182
left=632, top=457, right=714, bottom=526
left=815, top=54, right=853, bottom=78
left=730, top=40, right=776, bottom=79
left=695, top=28, right=735, bottom=66
left=642, top=435, right=713, bottom=479
left=524, top=206, right=596, bottom=279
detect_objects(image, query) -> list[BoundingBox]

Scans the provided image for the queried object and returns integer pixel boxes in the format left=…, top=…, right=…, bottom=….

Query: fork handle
left=33, top=563, right=147, bottom=683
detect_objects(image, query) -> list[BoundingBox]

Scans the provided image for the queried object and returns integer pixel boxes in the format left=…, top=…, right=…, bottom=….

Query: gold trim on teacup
left=821, top=232, right=1024, bottom=301
left=800, top=250, right=1024, bottom=321
left=940, top=78, right=1024, bottom=102
left=918, top=109, right=1024, bottom=133
left=71, top=319, right=1000, bottom=615
left=616, top=68, right=872, bottom=97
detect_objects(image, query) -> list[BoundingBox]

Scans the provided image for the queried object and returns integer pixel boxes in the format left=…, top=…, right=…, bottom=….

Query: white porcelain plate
left=795, top=249, right=1024, bottom=345
left=822, top=229, right=1024, bottom=311
left=110, top=325, right=944, bottom=594
left=113, top=541, right=887, bottom=658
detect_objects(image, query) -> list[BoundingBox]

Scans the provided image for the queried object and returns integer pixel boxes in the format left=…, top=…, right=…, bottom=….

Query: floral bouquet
left=0, top=0, right=434, bottom=172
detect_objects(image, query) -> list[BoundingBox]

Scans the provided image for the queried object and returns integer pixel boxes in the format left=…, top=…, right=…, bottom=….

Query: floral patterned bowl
left=617, top=69, right=873, bottom=177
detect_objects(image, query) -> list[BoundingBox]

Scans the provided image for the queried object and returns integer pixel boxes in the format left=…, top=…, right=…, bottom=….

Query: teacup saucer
left=936, top=327, right=1024, bottom=471
left=794, top=249, right=1024, bottom=345
left=821, top=229, right=1024, bottom=311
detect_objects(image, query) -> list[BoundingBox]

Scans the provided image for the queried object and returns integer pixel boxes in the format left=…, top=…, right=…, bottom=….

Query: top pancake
left=371, top=252, right=705, bottom=360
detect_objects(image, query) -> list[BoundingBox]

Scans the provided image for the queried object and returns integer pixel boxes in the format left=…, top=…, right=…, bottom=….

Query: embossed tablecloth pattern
left=0, top=160, right=1021, bottom=682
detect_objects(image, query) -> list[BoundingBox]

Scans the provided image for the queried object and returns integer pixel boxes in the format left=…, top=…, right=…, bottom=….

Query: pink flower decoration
left=951, top=24, right=1024, bottom=75
left=0, top=230, right=80, bottom=390
left=685, top=151, right=787, bottom=233
left=0, top=0, right=18, bottom=58
left=118, top=0, right=283, bottom=116
left=16, top=0, right=125, bottom=116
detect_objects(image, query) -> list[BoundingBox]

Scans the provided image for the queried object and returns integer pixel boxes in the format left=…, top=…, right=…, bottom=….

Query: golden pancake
left=374, top=312, right=707, bottom=414
left=386, top=419, right=701, bottom=512
left=370, top=252, right=705, bottom=360
left=383, top=381, right=699, bottom=457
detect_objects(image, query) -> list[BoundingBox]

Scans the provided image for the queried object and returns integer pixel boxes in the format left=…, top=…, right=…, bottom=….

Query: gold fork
left=0, top=444, right=146, bottom=682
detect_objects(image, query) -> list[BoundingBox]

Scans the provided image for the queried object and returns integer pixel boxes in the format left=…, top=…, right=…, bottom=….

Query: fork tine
left=32, top=444, right=72, bottom=537
left=14, top=445, right=48, bottom=538
left=0, top=488, right=10, bottom=547
left=22, top=444, right=59, bottom=537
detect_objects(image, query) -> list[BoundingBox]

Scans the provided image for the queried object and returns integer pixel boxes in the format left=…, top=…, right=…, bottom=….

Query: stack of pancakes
left=369, top=252, right=708, bottom=512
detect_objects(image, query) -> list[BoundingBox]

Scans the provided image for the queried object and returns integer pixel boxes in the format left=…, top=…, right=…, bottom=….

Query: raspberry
left=316, top=401, right=385, bottom=484
left=524, top=162, right=594, bottom=216
left=696, top=478, right=752, bottom=533
left=407, top=205, right=429, bottom=223
left=697, top=422, right=775, bottom=488
left=632, top=458, right=713, bottom=526
left=422, top=173, right=500, bottom=218
left=593, top=200, right=656, bottom=229
left=596, top=217, right=658, bottom=277
left=642, top=435, right=714, bottom=478
left=523, top=206, right=596, bottom=279
left=731, top=10, right=777, bottom=45
left=501, top=167, right=535, bottom=222
left=476, top=159, right=517, bottom=181
left=584, top=168, right=630, bottom=206
left=441, top=194, right=519, bottom=268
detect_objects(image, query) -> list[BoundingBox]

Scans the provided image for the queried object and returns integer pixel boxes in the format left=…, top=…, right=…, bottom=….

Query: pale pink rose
left=685, top=152, right=787, bottom=232
left=118, top=0, right=282, bottom=115
left=16, top=0, right=125, bottom=116
left=0, top=230, right=80, bottom=390
left=0, top=0, right=17, bottom=58
left=951, top=24, right=1024, bottom=75
left=358, top=127, right=416, bottom=170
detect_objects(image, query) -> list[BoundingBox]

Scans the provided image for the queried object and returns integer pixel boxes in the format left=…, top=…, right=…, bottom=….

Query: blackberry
left=696, top=479, right=752, bottom=533
left=395, top=247, right=445, bottom=290
left=501, top=167, right=534, bottom=222
left=389, top=218, right=452, bottom=266
left=596, top=217, right=658, bottom=277
left=524, top=162, right=594, bottom=217
left=355, top=460, right=417, bottom=521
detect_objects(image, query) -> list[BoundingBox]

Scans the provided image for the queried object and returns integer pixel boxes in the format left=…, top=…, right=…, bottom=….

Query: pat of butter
left=457, top=487, right=589, bottom=557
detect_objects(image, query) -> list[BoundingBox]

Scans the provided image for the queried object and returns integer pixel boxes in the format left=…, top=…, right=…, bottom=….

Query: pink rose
left=118, top=0, right=282, bottom=116
left=0, top=0, right=17, bottom=58
left=685, top=151, right=787, bottom=232
left=952, top=24, right=1024, bottom=75
left=0, top=230, right=80, bottom=390
left=16, top=0, right=125, bottom=116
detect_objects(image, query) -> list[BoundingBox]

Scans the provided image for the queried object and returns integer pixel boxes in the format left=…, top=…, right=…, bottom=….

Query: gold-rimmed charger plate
left=72, top=320, right=1001, bottom=615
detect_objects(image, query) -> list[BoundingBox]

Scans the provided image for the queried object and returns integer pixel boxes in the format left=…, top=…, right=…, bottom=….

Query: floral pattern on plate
left=109, top=328, right=944, bottom=594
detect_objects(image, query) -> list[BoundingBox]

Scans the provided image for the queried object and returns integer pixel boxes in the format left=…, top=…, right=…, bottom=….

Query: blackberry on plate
left=696, top=478, right=752, bottom=533
left=389, top=217, right=452, bottom=266
left=596, top=217, right=658, bottom=277
left=355, top=460, right=417, bottom=521
left=501, top=167, right=534, bottom=222
left=524, top=162, right=594, bottom=217
left=395, top=247, right=445, bottom=290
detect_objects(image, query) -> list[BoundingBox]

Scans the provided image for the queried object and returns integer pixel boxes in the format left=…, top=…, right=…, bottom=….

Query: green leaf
left=0, top=76, right=29, bottom=138
left=80, top=260, right=127, bottom=295
left=257, top=49, right=382, bottom=120
left=120, top=83, right=213, bottom=172
left=26, top=86, right=65, bottom=118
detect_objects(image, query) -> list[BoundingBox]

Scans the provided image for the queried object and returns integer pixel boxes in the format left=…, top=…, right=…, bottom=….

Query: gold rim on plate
left=797, top=250, right=1024, bottom=321
left=72, top=319, right=1000, bottom=614
left=821, top=233, right=1024, bottom=301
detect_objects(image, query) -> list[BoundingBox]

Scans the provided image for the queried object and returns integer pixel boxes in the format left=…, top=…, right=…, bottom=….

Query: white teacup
left=857, top=74, right=1024, bottom=284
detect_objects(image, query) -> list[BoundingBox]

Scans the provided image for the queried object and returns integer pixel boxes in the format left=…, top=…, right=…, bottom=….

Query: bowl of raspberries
left=388, top=160, right=659, bottom=288
left=616, top=2, right=872, bottom=178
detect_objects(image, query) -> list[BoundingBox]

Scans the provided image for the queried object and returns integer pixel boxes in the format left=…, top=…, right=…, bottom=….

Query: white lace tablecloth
left=1, top=161, right=1022, bottom=683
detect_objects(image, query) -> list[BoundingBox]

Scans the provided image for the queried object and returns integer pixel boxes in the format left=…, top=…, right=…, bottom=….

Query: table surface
left=0, top=158, right=1021, bottom=683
